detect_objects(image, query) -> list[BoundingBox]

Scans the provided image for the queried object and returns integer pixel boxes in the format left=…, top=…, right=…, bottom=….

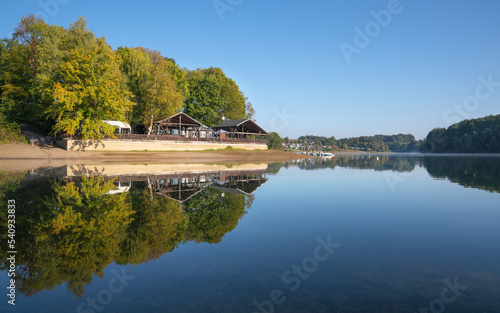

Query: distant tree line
left=422, top=114, right=500, bottom=153
left=297, top=134, right=420, bottom=152
left=0, top=16, right=255, bottom=141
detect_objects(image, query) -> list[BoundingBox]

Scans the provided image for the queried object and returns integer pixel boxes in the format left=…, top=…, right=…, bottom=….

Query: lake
left=1, top=154, right=499, bottom=313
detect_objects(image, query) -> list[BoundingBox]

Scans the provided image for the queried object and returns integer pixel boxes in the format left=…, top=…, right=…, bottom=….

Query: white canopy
left=103, top=120, right=131, bottom=133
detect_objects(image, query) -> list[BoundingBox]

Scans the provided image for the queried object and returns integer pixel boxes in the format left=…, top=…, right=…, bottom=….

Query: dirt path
left=0, top=143, right=312, bottom=171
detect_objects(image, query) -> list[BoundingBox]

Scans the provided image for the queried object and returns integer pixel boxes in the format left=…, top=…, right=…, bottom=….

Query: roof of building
left=214, top=119, right=248, bottom=128
left=153, top=112, right=207, bottom=127
left=213, top=119, right=268, bottom=134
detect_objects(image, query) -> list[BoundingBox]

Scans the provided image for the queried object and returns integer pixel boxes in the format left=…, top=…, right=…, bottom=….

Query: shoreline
left=0, top=143, right=313, bottom=172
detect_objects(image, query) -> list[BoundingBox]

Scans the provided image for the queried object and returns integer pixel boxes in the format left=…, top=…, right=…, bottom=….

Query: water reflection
left=424, top=156, right=500, bottom=193
left=292, top=154, right=418, bottom=172
left=272, top=154, right=500, bottom=193
left=1, top=155, right=500, bottom=304
left=0, top=165, right=267, bottom=297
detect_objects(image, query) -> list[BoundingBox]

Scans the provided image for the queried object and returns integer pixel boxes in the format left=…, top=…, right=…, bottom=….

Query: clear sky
left=1, top=0, right=500, bottom=139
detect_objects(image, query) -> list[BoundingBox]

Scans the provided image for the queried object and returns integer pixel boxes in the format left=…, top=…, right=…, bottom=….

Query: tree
left=117, top=47, right=185, bottom=135
left=242, top=92, right=256, bottom=121
left=2, top=16, right=67, bottom=132
left=1, top=16, right=45, bottom=120
left=143, top=57, right=184, bottom=136
left=45, top=36, right=132, bottom=140
left=245, top=101, right=256, bottom=121
left=421, top=115, right=500, bottom=153
left=422, top=128, right=447, bottom=153
left=184, top=67, right=246, bottom=126
left=267, top=132, right=282, bottom=150
left=116, top=47, right=152, bottom=126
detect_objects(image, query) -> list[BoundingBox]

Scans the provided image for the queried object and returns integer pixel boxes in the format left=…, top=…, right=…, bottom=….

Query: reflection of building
left=151, top=170, right=268, bottom=203
left=212, top=174, right=268, bottom=196
left=105, top=181, right=132, bottom=195
left=61, top=163, right=269, bottom=202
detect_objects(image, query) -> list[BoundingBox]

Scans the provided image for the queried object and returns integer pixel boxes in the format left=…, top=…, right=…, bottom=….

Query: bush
left=0, top=119, right=27, bottom=144
left=0, top=96, right=27, bottom=143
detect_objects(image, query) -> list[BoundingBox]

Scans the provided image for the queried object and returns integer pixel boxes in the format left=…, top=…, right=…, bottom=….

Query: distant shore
left=0, top=143, right=312, bottom=172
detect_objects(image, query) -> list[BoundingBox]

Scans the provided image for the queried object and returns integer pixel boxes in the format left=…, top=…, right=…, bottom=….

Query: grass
left=0, top=127, right=28, bottom=144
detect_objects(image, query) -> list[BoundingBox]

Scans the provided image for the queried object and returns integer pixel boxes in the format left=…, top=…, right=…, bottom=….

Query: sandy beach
left=0, top=143, right=312, bottom=171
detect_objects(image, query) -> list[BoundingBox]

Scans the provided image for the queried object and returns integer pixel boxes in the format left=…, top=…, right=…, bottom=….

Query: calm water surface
left=1, top=154, right=499, bottom=313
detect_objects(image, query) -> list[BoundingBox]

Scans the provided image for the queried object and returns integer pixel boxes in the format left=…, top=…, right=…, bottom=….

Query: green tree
left=267, top=132, right=282, bottom=150
left=422, top=115, right=500, bottom=153
left=184, top=67, right=246, bottom=126
left=1, top=16, right=45, bottom=121
left=118, top=47, right=185, bottom=134
left=116, top=47, right=152, bottom=127
left=143, top=57, right=184, bottom=136
left=1, top=16, right=67, bottom=132
left=45, top=36, right=132, bottom=140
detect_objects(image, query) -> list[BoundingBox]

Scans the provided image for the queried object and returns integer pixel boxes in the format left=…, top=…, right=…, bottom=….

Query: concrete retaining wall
left=57, top=139, right=268, bottom=151
left=64, top=163, right=268, bottom=177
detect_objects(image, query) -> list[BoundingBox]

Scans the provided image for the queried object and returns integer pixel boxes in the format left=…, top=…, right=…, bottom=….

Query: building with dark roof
left=152, top=112, right=212, bottom=139
left=213, top=119, right=268, bottom=140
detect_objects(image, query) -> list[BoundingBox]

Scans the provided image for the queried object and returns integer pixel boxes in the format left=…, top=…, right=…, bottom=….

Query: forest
left=297, top=134, right=420, bottom=152
left=422, top=114, right=500, bottom=153
left=0, top=16, right=255, bottom=142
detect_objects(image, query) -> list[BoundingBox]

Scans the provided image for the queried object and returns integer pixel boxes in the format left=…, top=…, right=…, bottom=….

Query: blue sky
left=1, top=0, right=500, bottom=139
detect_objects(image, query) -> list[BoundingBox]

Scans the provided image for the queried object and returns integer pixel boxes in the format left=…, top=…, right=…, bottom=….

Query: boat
left=320, top=152, right=334, bottom=158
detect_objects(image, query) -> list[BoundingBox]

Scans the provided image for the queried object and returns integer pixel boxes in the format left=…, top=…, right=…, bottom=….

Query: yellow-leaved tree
left=45, top=29, right=132, bottom=141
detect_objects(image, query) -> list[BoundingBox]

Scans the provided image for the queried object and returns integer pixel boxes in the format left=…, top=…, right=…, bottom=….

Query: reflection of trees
left=281, top=154, right=500, bottom=193
left=183, top=186, right=248, bottom=244
left=266, top=162, right=283, bottom=175
left=424, top=157, right=500, bottom=193
left=1, top=176, right=133, bottom=297
left=293, top=155, right=418, bottom=172
left=0, top=175, right=251, bottom=297
left=117, top=187, right=184, bottom=265
left=0, top=170, right=27, bottom=204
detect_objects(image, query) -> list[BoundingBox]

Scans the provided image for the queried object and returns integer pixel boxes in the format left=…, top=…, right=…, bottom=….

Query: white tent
left=103, top=120, right=131, bottom=134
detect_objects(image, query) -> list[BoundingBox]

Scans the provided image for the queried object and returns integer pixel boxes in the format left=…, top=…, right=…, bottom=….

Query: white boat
left=320, top=153, right=335, bottom=158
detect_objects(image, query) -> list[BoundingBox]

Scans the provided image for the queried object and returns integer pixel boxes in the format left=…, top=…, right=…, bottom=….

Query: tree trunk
left=147, top=114, right=154, bottom=138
